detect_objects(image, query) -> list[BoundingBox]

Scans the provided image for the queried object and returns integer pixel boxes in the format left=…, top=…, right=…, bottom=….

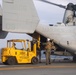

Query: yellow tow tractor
left=1, top=39, right=38, bottom=65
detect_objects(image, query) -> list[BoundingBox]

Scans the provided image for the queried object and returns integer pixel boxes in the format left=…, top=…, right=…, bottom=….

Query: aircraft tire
left=73, top=55, right=76, bottom=62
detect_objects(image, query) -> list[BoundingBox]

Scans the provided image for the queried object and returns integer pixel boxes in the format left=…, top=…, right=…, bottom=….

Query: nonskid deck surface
left=0, top=55, right=74, bottom=68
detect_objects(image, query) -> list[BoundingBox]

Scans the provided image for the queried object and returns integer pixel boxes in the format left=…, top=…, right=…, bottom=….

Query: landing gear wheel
left=31, top=57, right=38, bottom=64
left=7, top=57, right=17, bottom=65
left=73, top=55, right=76, bottom=62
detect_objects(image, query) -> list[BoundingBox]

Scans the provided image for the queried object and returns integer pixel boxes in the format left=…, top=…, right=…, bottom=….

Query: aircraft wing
left=2, top=0, right=39, bottom=33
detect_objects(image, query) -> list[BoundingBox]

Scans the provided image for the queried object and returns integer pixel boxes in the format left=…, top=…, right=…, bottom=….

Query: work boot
left=46, top=63, right=48, bottom=65
left=39, top=61, right=41, bottom=63
left=49, top=62, right=51, bottom=64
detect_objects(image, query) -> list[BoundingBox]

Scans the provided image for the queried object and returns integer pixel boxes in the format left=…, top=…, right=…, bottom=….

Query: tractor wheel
left=7, top=57, right=17, bottom=65
left=31, top=57, right=38, bottom=64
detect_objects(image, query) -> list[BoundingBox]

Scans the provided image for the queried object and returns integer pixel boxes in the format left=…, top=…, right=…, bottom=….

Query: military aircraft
left=0, top=0, right=76, bottom=61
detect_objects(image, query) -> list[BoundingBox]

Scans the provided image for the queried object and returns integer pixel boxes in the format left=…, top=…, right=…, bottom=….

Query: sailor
left=45, top=40, right=52, bottom=65
left=51, top=39, right=56, bottom=54
left=37, top=48, right=41, bottom=63
left=13, top=43, right=16, bottom=49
